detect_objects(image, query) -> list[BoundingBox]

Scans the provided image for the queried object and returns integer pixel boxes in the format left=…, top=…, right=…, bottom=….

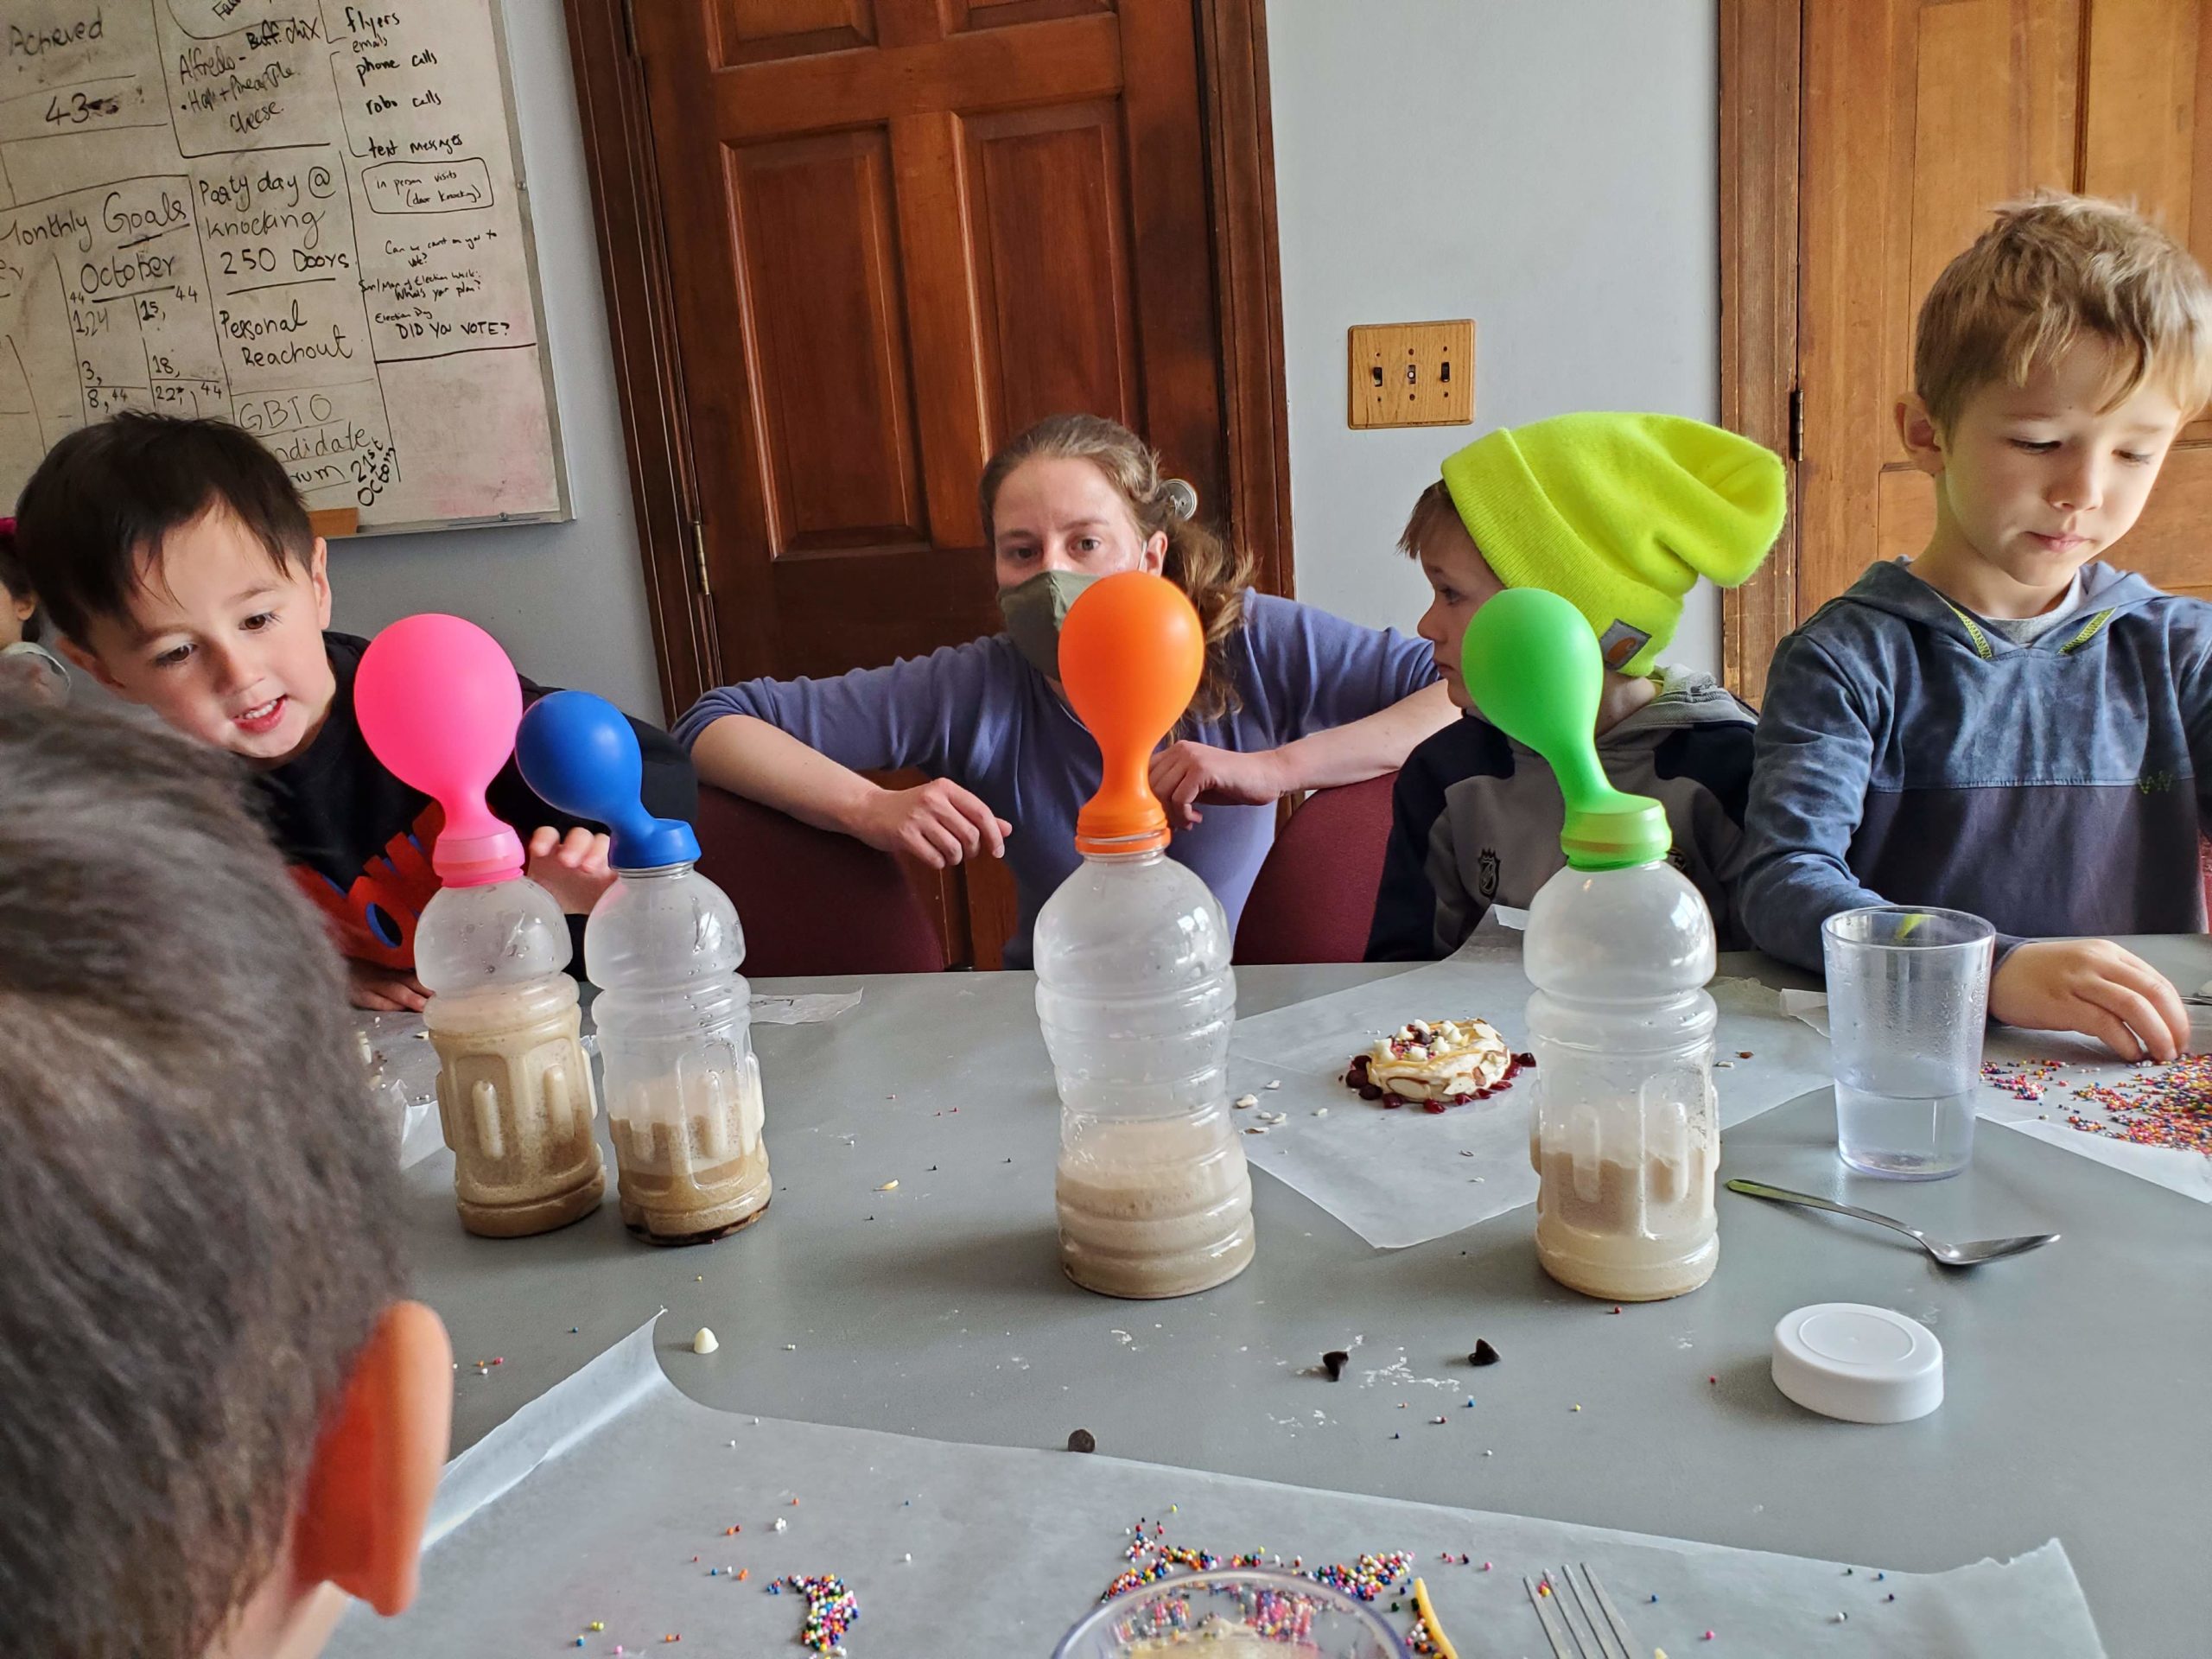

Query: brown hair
left=12, top=412, right=315, bottom=646
left=980, top=413, right=1255, bottom=723
left=0, top=702, right=404, bottom=1655
left=1398, top=478, right=1464, bottom=562
left=1916, top=192, right=2212, bottom=432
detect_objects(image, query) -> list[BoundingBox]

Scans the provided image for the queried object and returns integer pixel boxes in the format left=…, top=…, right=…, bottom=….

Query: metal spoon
left=1724, top=1179, right=2059, bottom=1266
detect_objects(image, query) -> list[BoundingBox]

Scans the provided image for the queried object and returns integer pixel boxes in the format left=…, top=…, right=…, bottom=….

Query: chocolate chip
left=1322, top=1350, right=1349, bottom=1381
left=1066, top=1428, right=1096, bottom=1453
left=1468, top=1339, right=1501, bottom=1367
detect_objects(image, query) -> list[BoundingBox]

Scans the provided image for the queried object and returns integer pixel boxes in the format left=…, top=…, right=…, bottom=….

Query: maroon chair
left=692, top=785, right=948, bottom=976
left=1233, top=772, right=1400, bottom=964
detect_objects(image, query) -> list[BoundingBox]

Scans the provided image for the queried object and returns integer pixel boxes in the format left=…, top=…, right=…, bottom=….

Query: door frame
left=563, top=0, right=1294, bottom=721
left=1718, top=0, right=1802, bottom=705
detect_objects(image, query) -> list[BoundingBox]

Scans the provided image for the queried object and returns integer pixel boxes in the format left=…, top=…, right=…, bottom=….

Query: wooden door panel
left=1877, top=444, right=2212, bottom=601
left=708, top=16, right=1123, bottom=140
left=966, top=104, right=1141, bottom=439
left=639, top=0, right=1231, bottom=690
left=731, top=131, right=926, bottom=554
left=713, top=0, right=876, bottom=64
left=949, top=0, right=1116, bottom=35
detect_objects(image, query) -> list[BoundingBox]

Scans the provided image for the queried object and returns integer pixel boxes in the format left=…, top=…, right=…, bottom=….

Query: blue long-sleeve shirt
left=1738, top=558, right=2212, bottom=969
left=675, top=592, right=1438, bottom=967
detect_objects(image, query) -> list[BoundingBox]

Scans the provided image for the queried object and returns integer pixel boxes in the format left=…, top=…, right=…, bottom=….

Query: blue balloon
left=516, top=690, right=700, bottom=871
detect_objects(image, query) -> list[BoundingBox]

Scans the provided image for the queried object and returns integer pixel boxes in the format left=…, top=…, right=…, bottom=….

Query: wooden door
left=632, top=0, right=1253, bottom=683
left=618, top=0, right=1287, bottom=966
left=1726, top=0, right=2212, bottom=700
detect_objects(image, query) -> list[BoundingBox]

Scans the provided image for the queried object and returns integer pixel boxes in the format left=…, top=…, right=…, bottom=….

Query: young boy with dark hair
left=1365, top=412, right=1787, bottom=959
left=1739, top=194, right=2211, bottom=1061
left=14, top=413, right=696, bottom=1011
left=0, top=701, right=450, bottom=1656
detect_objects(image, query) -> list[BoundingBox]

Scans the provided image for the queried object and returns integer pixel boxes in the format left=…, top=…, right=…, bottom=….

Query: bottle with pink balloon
left=357, top=614, right=607, bottom=1237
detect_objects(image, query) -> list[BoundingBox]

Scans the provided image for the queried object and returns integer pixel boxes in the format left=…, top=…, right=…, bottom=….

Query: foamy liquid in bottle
left=588, top=862, right=771, bottom=1243
left=1524, top=860, right=1719, bottom=1301
left=418, top=878, right=607, bottom=1237
left=1039, top=849, right=1252, bottom=1299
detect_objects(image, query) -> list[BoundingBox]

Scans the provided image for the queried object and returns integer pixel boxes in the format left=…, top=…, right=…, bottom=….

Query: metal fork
left=1523, top=1563, right=1639, bottom=1659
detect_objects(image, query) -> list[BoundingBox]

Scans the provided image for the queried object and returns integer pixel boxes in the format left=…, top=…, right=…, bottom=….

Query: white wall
left=1268, top=0, right=1724, bottom=675
left=327, top=1, right=1724, bottom=719
left=327, top=0, right=664, bottom=721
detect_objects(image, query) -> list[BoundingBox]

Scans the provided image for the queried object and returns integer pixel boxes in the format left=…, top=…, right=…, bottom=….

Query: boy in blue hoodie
left=1740, top=194, right=2209, bottom=1061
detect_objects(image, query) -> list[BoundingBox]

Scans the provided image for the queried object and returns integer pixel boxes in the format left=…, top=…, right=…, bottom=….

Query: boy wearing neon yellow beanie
left=1365, top=411, right=1785, bottom=960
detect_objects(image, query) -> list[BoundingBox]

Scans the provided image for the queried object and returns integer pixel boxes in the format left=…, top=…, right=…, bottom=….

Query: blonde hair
left=1916, top=192, right=2212, bottom=432
left=1398, top=478, right=1462, bottom=561
left=980, top=413, right=1255, bottom=722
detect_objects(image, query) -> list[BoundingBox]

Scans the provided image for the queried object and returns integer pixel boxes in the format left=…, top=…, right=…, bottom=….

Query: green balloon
left=1459, top=588, right=1672, bottom=871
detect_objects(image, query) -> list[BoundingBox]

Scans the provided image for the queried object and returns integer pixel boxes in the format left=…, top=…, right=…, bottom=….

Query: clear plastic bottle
left=515, top=687, right=771, bottom=1248
left=1038, top=849, right=1253, bottom=1300
left=1525, top=859, right=1719, bottom=1300
left=416, top=877, right=607, bottom=1237
left=587, top=861, right=770, bottom=1243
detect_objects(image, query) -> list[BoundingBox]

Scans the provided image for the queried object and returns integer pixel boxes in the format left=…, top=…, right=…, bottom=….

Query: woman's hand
left=852, top=779, right=1011, bottom=868
left=1147, top=741, right=1288, bottom=830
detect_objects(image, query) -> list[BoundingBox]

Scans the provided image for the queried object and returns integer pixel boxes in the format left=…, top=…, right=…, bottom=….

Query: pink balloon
left=356, top=613, right=525, bottom=886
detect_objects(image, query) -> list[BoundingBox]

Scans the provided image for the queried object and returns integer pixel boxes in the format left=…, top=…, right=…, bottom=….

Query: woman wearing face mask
left=677, top=414, right=1452, bottom=968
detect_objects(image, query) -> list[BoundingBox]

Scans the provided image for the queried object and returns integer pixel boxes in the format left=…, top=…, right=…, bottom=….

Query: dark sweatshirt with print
left=1738, top=559, right=2212, bottom=969
left=1365, top=667, right=1760, bottom=960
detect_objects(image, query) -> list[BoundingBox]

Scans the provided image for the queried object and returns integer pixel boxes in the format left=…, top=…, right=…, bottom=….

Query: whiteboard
left=0, top=1, right=569, bottom=534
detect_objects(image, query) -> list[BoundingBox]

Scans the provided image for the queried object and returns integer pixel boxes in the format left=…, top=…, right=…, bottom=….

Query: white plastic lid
left=1771, top=1303, right=1943, bottom=1424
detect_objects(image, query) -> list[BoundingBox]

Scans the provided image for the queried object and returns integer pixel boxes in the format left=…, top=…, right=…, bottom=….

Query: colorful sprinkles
left=779, top=1573, right=858, bottom=1654
left=1984, top=1053, right=2212, bottom=1154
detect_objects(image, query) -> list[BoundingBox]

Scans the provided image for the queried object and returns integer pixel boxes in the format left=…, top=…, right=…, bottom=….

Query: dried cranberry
left=1514, top=1052, right=1535, bottom=1069
left=1360, top=1083, right=1385, bottom=1101
left=1423, top=1101, right=1447, bottom=1114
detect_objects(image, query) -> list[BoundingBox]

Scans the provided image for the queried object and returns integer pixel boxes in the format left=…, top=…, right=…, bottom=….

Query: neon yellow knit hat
left=1440, top=412, right=1785, bottom=675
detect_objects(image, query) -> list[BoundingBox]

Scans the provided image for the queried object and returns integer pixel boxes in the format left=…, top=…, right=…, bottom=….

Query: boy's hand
left=1148, top=741, right=1288, bottom=831
left=348, top=957, right=429, bottom=1013
left=850, top=779, right=1010, bottom=869
left=527, top=825, right=616, bottom=914
left=1988, top=938, right=2190, bottom=1062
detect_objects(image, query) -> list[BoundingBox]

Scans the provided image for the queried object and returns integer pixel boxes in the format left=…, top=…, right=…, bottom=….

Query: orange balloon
left=1058, top=570, right=1204, bottom=854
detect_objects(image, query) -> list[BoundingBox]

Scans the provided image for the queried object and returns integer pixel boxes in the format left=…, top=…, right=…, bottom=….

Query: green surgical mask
left=997, top=569, right=1103, bottom=680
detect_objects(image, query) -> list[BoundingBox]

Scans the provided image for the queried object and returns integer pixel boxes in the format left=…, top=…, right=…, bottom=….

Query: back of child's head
left=13, top=412, right=312, bottom=646
left=1916, top=192, right=2212, bottom=431
left=0, top=702, right=404, bottom=1654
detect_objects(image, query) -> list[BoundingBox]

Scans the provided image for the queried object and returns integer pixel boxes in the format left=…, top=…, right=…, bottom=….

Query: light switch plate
left=1348, top=320, right=1475, bottom=429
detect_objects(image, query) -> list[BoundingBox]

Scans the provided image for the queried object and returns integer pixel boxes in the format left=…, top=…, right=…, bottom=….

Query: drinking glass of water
left=1821, top=906, right=1996, bottom=1179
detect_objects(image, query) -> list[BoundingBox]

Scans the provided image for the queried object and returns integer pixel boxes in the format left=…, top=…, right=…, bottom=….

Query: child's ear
left=1895, top=394, right=1946, bottom=475
left=308, top=537, right=333, bottom=630
left=1141, top=531, right=1168, bottom=575
left=293, top=1300, right=452, bottom=1616
left=57, top=636, right=127, bottom=695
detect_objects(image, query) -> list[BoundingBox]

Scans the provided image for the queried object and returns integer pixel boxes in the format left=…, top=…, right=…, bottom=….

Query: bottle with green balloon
left=1461, top=588, right=1720, bottom=1301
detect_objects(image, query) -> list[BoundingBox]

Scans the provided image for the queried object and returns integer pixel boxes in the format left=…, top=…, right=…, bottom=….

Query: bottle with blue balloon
left=519, top=690, right=772, bottom=1245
